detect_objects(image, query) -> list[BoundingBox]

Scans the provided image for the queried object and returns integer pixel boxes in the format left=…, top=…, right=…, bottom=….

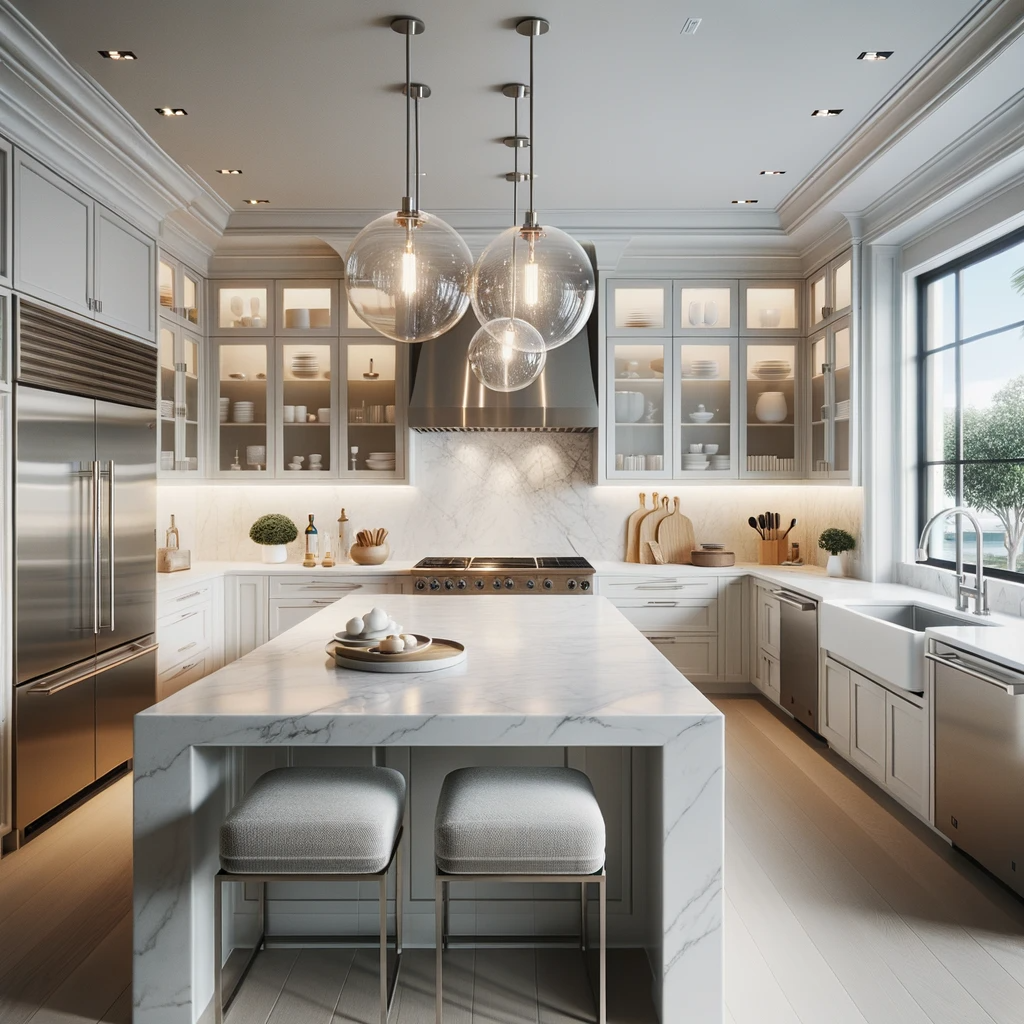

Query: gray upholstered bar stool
left=215, top=766, right=405, bottom=1024
left=433, top=766, right=606, bottom=1024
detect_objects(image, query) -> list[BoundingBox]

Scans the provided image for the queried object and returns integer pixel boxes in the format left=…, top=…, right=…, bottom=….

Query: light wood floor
left=1, top=697, right=1022, bottom=1023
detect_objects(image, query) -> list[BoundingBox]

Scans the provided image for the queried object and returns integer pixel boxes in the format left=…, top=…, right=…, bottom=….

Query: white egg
left=379, top=635, right=405, bottom=654
left=365, top=607, right=389, bottom=633
left=400, top=634, right=418, bottom=650
left=346, top=616, right=365, bottom=637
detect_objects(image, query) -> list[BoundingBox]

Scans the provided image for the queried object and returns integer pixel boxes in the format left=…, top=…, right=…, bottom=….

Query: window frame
left=916, top=224, right=1024, bottom=583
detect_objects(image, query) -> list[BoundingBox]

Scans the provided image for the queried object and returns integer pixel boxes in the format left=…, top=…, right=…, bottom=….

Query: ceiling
left=13, top=0, right=986, bottom=218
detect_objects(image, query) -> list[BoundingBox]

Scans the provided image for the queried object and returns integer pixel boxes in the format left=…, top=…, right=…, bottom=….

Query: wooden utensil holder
left=759, top=539, right=787, bottom=565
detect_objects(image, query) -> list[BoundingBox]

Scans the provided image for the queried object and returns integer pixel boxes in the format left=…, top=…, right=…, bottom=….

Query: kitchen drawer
left=647, top=634, right=718, bottom=680
left=156, top=654, right=207, bottom=701
left=755, top=648, right=780, bottom=705
left=157, top=602, right=212, bottom=673
left=269, top=597, right=341, bottom=639
left=269, top=576, right=398, bottom=599
left=158, top=580, right=214, bottom=615
left=599, top=575, right=719, bottom=601
left=614, top=599, right=718, bottom=633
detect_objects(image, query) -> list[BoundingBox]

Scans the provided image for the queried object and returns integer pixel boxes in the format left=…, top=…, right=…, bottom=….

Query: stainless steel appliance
left=774, top=589, right=820, bottom=732
left=11, top=302, right=157, bottom=841
left=411, top=556, right=595, bottom=594
left=929, top=641, right=1024, bottom=898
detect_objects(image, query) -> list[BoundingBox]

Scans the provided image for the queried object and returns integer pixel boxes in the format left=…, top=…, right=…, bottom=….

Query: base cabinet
left=225, top=575, right=269, bottom=662
left=647, top=634, right=718, bottom=682
left=820, top=657, right=852, bottom=756
left=885, top=692, right=928, bottom=817
left=849, top=670, right=886, bottom=783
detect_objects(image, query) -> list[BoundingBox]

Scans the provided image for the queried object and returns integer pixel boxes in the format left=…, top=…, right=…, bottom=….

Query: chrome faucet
left=916, top=506, right=990, bottom=616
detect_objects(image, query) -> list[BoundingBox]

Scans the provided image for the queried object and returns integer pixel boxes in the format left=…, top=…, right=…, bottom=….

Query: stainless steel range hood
left=408, top=245, right=599, bottom=432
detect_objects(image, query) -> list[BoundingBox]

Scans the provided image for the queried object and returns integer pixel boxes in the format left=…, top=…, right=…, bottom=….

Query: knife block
left=759, top=539, right=787, bottom=565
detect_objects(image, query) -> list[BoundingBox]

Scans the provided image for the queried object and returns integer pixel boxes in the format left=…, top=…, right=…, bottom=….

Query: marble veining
left=133, top=595, right=725, bottom=1024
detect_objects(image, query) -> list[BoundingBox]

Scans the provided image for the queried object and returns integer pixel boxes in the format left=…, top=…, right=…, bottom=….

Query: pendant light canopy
left=345, top=18, right=472, bottom=343
left=471, top=18, right=595, bottom=350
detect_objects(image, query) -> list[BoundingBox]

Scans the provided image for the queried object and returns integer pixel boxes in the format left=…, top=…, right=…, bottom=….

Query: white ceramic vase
left=755, top=391, right=788, bottom=423
left=261, top=544, right=288, bottom=564
left=826, top=553, right=843, bottom=577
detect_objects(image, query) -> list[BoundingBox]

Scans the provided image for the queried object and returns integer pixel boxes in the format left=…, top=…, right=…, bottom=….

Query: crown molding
left=0, top=0, right=231, bottom=236
left=777, top=0, right=1024, bottom=237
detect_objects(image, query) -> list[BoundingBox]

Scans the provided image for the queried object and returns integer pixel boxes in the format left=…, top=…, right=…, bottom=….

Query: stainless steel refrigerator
left=11, top=301, right=157, bottom=840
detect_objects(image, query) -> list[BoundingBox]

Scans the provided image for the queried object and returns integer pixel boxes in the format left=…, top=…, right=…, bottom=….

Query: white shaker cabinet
left=819, top=657, right=852, bottom=756
left=94, top=205, right=157, bottom=340
left=885, top=691, right=928, bottom=818
left=268, top=575, right=404, bottom=638
left=848, top=670, right=886, bottom=784
left=0, top=136, right=11, bottom=288
left=225, top=575, right=270, bottom=662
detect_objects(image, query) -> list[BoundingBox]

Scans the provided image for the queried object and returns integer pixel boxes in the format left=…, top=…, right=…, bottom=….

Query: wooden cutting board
left=638, top=495, right=671, bottom=564
left=657, top=497, right=696, bottom=564
left=624, top=492, right=649, bottom=563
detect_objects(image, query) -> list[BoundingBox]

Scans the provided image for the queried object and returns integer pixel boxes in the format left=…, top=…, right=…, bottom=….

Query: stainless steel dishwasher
left=928, top=641, right=1024, bottom=898
left=774, top=590, right=820, bottom=733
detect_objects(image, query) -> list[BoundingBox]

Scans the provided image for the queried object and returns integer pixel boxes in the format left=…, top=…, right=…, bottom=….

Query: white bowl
left=704, top=444, right=719, bottom=455
left=614, top=391, right=645, bottom=423
left=689, top=411, right=715, bottom=423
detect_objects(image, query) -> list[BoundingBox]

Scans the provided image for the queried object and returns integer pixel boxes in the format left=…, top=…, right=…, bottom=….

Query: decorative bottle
left=165, top=515, right=180, bottom=550
left=303, top=514, right=318, bottom=567
left=338, top=508, right=351, bottom=563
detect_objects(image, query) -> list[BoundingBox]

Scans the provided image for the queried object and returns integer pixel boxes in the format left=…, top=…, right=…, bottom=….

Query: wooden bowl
left=690, top=550, right=736, bottom=567
left=350, top=542, right=390, bottom=565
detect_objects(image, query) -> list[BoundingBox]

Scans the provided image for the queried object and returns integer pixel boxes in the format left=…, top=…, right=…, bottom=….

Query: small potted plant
left=249, top=513, right=298, bottom=564
left=818, top=527, right=856, bottom=577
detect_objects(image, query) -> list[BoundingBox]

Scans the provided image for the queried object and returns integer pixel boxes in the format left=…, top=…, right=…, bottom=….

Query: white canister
left=294, top=405, right=307, bottom=423
left=285, top=307, right=311, bottom=329
left=283, top=405, right=295, bottom=423
left=755, top=391, right=788, bottom=423
left=317, top=407, right=331, bottom=424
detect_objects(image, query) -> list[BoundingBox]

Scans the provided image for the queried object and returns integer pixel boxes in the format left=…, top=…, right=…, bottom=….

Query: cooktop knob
left=415, top=579, right=427, bottom=591
left=567, top=579, right=578, bottom=590
left=475, top=579, right=485, bottom=590
left=492, top=578, right=502, bottom=590
left=457, top=578, right=468, bottom=590
left=429, top=578, right=441, bottom=591
left=526, top=579, right=536, bottom=589
left=504, top=577, right=515, bottom=589
left=580, top=579, right=591, bottom=591
left=543, top=578, right=554, bottom=590
left=444, top=578, right=455, bottom=590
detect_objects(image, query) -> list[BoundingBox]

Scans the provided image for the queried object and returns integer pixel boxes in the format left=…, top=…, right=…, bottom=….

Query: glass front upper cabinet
left=675, top=281, right=738, bottom=336
left=216, top=341, right=271, bottom=474
left=279, top=342, right=335, bottom=475
left=607, top=339, right=672, bottom=479
left=343, top=341, right=402, bottom=478
left=811, top=316, right=851, bottom=478
left=211, top=281, right=273, bottom=335
left=181, top=334, right=201, bottom=472
left=158, top=326, right=176, bottom=474
left=0, top=137, right=12, bottom=287
left=277, top=280, right=338, bottom=335
left=607, top=280, right=671, bottom=335
left=807, top=251, right=852, bottom=329
left=159, top=254, right=202, bottom=327
left=740, top=281, right=800, bottom=335
left=742, top=340, right=801, bottom=477
left=158, top=324, right=202, bottom=475
left=678, top=339, right=737, bottom=477
left=0, top=288, right=10, bottom=388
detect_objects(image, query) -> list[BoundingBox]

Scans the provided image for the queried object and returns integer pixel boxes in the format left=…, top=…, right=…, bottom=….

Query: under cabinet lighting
left=243, top=199, right=270, bottom=205
left=759, top=170, right=786, bottom=176
left=217, top=169, right=243, bottom=175
left=731, top=199, right=758, bottom=205
left=857, top=51, right=893, bottom=61
left=156, top=107, right=187, bottom=116
left=99, top=50, right=136, bottom=60
left=811, top=108, right=843, bottom=117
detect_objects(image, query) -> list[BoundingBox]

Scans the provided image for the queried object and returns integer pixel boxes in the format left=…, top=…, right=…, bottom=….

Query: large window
left=918, top=227, right=1024, bottom=580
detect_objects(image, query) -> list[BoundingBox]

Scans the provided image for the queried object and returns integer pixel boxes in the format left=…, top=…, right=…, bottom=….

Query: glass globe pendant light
left=345, top=18, right=472, bottom=343
left=471, top=18, right=595, bottom=350
left=468, top=82, right=548, bottom=393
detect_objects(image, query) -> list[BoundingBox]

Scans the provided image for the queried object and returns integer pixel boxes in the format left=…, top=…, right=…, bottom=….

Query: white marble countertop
left=143, top=594, right=719, bottom=732
left=927, top=624, right=1024, bottom=674
left=157, top=559, right=417, bottom=590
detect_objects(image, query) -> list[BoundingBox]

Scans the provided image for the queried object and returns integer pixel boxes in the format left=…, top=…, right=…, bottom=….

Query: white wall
left=158, top=432, right=863, bottom=569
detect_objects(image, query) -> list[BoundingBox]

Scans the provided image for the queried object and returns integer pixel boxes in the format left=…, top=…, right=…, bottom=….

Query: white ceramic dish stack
left=753, top=360, right=792, bottom=380
left=232, top=401, right=254, bottom=424
left=290, top=352, right=320, bottom=378
left=683, top=360, right=719, bottom=379
left=366, top=451, right=396, bottom=471
left=681, top=453, right=709, bottom=471
left=708, top=454, right=730, bottom=470
left=219, top=397, right=230, bottom=423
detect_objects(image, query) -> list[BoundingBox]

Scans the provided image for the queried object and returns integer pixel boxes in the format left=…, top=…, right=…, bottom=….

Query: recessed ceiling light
left=155, top=107, right=187, bottom=116
left=732, top=199, right=758, bottom=205
left=857, top=51, right=893, bottom=61
left=680, top=17, right=702, bottom=34
left=812, top=108, right=843, bottom=117
left=759, top=170, right=786, bottom=176
left=243, top=199, right=270, bottom=205
left=99, top=50, right=136, bottom=60
left=217, top=169, right=243, bottom=175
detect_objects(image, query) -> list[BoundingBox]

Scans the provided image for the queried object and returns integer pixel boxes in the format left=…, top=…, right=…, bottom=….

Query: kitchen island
left=133, top=595, right=724, bottom=1024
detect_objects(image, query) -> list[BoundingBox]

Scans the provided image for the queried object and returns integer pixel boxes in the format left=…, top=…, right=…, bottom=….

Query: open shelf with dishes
left=809, top=315, right=851, bottom=479
left=741, top=340, right=802, bottom=478
left=158, top=321, right=202, bottom=476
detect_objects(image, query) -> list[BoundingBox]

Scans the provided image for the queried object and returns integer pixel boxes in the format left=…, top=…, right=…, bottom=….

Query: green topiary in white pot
left=818, top=528, right=855, bottom=577
left=249, top=514, right=298, bottom=564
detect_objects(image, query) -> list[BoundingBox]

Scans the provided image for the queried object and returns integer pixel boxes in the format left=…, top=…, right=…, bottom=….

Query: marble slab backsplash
left=895, top=561, right=1024, bottom=619
left=157, top=433, right=864, bottom=570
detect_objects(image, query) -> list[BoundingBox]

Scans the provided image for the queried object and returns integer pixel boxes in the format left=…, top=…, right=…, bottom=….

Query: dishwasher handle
left=925, top=651, right=1024, bottom=695
left=771, top=590, right=818, bottom=611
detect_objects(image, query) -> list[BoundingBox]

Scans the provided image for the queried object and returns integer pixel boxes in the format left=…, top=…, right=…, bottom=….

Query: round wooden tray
left=690, top=549, right=736, bottom=567
left=325, top=637, right=466, bottom=673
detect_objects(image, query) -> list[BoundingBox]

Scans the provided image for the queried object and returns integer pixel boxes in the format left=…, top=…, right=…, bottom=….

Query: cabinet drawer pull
left=175, top=590, right=203, bottom=602
left=283, top=583, right=360, bottom=591
left=645, top=600, right=679, bottom=607
left=312, top=599, right=337, bottom=606
left=175, top=610, right=199, bottom=623
left=177, top=641, right=197, bottom=654
left=170, top=661, right=197, bottom=679
left=647, top=635, right=677, bottom=642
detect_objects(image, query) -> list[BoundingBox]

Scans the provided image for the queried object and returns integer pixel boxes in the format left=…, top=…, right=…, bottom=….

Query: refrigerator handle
left=92, top=460, right=101, bottom=635
left=107, top=460, right=116, bottom=632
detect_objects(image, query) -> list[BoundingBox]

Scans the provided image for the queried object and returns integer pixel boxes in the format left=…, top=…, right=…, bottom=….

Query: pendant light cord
left=512, top=95, right=519, bottom=224
left=528, top=29, right=535, bottom=219
left=414, top=94, right=421, bottom=212
left=405, top=31, right=412, bottom=207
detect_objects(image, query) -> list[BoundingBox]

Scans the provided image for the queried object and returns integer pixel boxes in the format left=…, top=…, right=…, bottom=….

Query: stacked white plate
left=753, top=360, right=792, bottom=380
left=684, top=360, right=719, bottom=379
left=290, top=352, right=320, bottom=378
left=708, top=454, right=731, bottom=470
left=366, top=451, right=396, bottom=471
left=233, top=401, right=254, bottom=424
left=219, top=396, right=230, bottom=423
left=681, top=453, right=709, bottom=471
left=159, top=399, right=174, bottom=419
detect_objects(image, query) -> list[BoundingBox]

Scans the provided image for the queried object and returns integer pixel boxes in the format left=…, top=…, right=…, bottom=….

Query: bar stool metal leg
left=598, top=873, right=606, bottom=1024
left=581, top=882, right=588, bottom=952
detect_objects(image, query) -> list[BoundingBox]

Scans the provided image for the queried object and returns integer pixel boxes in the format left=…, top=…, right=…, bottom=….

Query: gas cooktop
left=413, top=556, right=593, bottom=571
left=411, top=556, right=594, bottom=594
